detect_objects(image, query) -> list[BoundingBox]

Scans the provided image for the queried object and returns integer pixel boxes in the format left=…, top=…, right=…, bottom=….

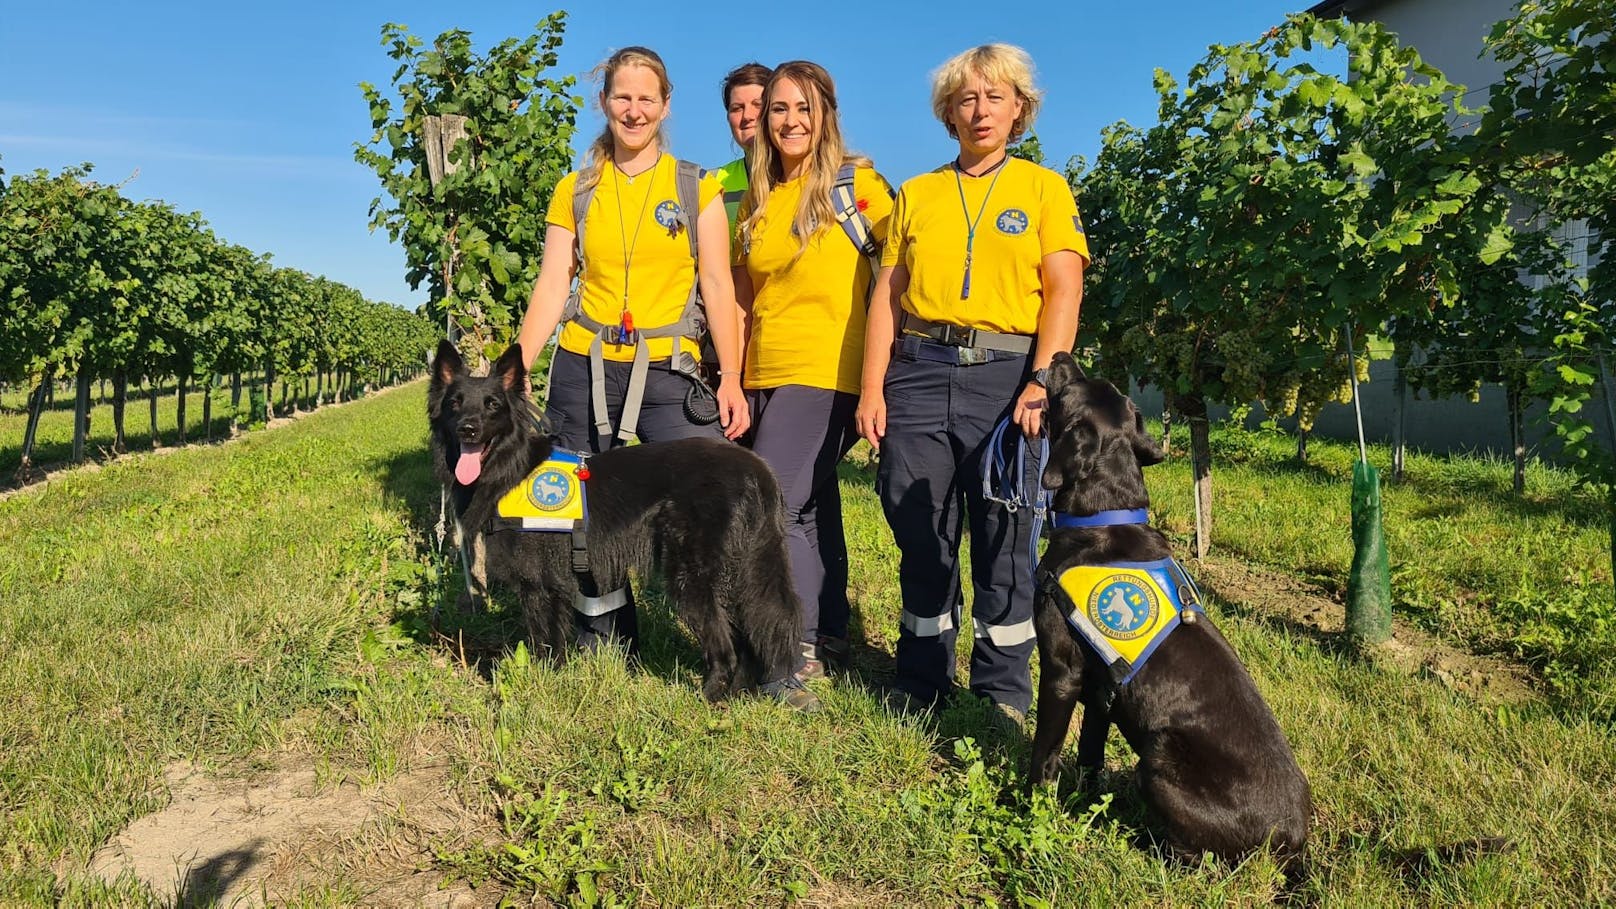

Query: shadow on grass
left=171, top=840, right=263, bottom=908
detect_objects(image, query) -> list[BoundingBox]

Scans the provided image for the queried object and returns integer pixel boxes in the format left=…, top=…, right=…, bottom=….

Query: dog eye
left=484, top=396, right=502, bottom=411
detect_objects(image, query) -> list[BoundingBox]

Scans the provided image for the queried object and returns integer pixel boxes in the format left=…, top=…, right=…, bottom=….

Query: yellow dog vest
left=1049, top=558, right=1204, bottom=685
left=494, top=451, right=588, bottom=532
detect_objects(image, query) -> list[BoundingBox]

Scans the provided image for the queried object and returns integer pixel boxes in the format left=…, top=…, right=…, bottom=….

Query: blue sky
left=0, top=0, right=1323, bottom=309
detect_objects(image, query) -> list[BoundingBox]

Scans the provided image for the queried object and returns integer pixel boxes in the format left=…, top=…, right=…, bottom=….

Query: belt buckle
left=957, top=347, right=990, bottom=366
left=941, top=323, right=972, bottom=346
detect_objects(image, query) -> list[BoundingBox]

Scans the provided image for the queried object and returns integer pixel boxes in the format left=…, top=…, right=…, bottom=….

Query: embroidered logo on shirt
left=995, top=208, right=1030, bottom=235
left=1073, top=213, right=1086, bottom=236
left=654, top=200, right=683, bottom=231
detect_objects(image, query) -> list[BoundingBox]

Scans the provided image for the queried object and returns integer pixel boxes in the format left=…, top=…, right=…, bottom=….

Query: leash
left=981, top=414, right=1051, bottom=568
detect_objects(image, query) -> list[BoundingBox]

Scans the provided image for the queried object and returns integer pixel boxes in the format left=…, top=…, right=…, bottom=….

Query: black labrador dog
left=1029, top=352, right=1311, bottom=866
left=427, top=340, right=801, bottom=703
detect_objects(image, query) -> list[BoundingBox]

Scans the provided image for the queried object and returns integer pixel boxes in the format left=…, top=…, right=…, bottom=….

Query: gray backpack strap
left=675, top=159, right=702, bottom=259
left=831, top=163, right=880, bottom=259
left=564, top=161, right=708, bottom=448
left=573, top=175, right=595, bottom=258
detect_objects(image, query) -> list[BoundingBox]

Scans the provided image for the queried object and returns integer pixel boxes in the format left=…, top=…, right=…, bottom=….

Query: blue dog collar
left=1051, top=508, right=1149, bottom=528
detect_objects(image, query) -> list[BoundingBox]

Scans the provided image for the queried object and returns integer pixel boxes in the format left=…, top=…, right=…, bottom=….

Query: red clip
left=576, top=465, right=591, bottom=481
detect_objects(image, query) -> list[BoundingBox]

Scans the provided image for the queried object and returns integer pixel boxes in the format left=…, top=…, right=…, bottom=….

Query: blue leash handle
left=981, top=415, right=1051, bottom=569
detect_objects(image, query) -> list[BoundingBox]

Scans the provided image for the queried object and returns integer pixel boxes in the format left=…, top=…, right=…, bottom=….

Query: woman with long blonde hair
left=514, top=47, right=818, bottom=707
left=733, top=60, right=894, bottom=681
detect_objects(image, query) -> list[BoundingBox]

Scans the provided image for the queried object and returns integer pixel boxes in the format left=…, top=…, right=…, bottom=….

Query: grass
left=1151, top=419, right=1616, bottom=718
left=0, top=380, right=1612, bottom=904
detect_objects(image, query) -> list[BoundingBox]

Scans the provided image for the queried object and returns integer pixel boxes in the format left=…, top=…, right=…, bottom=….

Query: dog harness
left=489, top=449, right=595, bottom=577
left=1043, top=509, right=1205, bottom=686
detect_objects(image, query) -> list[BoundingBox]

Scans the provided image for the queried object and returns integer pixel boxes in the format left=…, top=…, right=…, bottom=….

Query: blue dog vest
left=1048, top=557, right=1204, bottom=686
left=493, top=450, right=589, bottom=532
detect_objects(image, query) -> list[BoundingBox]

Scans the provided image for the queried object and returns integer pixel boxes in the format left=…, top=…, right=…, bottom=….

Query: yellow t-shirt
left=546, top=155, right=723, bottom=361
left=881, top=157, right=1090, bottom=336
left=734, top=167, right=895, bottom=393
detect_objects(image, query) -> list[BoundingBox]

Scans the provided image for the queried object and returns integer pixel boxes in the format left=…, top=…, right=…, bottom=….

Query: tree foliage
left=1478, top=0, right=1616, bottom=487
left=1071, top=14, right=1508, bottom=549
left=356, top=14, right=580, bottom=363
left=0, top=163, right=439, bottom=473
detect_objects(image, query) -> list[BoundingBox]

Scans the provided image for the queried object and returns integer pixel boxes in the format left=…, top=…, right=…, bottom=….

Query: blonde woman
left=734, top=61, right=894, bottom=680
left=856, top=45, right=1089, bottom=721
left=516, top=46, right=754, bottom=661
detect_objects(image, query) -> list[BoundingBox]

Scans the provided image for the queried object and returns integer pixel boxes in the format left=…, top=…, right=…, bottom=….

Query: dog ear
left=431, top=339, right=465, bottom=390
left=493, top=344, right=528, bottom=393
left=1129, top=403, right=1166, bottom=467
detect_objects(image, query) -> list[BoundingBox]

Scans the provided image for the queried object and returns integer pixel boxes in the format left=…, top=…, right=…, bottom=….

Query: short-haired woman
left=857, top=44, right=1089, bottom=721
left=734, top=61, right=894, bottom=680
left=516, top=47, right=760, bottom=672
left=715, top=62, right=772, bottom=228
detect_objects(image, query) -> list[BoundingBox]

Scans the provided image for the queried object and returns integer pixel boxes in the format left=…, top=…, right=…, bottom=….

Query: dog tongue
left=455, top=443, right=485, bottom=485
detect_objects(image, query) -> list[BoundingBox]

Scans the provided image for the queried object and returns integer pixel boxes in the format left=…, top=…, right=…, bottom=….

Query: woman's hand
left=1013, top=381, right=1046, bottom=439
left=856, top=391, right=887, bottom=452
left=717, top=375, right=750, bottom=440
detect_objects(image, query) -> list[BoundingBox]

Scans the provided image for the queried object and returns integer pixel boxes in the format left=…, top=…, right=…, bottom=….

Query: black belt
left=900, top=314, right=1033, bottom=355
left=897, top=335, right=1025, bottom=366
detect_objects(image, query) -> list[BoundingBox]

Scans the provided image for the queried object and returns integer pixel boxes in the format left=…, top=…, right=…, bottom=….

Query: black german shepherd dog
left=1029, top=352, right=1311, bottom=866
left=428, top=340, right=799, bottom=702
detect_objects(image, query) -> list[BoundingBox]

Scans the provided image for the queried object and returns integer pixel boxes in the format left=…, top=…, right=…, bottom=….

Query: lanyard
left=953, top=155, right=1008, bottom=300
left=612, top=156, right=660, bottom=326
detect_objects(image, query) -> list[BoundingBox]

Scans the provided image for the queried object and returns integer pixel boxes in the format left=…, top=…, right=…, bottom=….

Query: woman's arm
left=855, top=263, right=908, bottom=452
left=1014, top=249, right=1084, bottom=438
left=516, top=224, right=580, bottom=370
left=696, top=197, right=751, bottom=440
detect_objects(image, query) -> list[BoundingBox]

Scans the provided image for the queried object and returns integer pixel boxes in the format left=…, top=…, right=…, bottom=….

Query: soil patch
left=89, top=756, right=493, bottom=907
left=1195, top=555, right=1539, bottom=707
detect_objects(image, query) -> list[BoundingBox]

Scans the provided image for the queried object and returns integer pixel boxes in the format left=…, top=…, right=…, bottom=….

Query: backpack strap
left=675, top=159, right=702, bottom=260
left=560, top=159, right=710, bottom=448
left=831, top=163, right=887, bottom=305
left=831, top=163, right=881, bottom=259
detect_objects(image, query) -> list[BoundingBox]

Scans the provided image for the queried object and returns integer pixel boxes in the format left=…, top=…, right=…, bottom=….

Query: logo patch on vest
left=654, top=200, right=683, bottom=230
left=995, top=208, right=1030, bottom=235
left=1052, top=559, right=1202, bottom=685
left=496, top=451, right=587, bottom=531
left=1087, top=576, right=1161, bottom=640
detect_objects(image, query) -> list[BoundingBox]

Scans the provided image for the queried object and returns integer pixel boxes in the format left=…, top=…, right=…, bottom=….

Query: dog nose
left=457, top=422, right=479, bottom=442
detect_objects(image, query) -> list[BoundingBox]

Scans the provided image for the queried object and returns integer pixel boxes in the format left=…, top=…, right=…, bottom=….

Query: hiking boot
left=991, top=702, right=1027, bottom=732
left=760, top=677, right=823, bottom=714
left=882, top=686, right=934, bottom=718
left=795, top=641, right=826, bottom=683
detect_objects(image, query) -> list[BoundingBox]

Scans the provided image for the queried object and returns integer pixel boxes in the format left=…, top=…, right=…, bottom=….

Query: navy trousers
left=876, top=337, right=1039, bottom=713
left=544, top=347, right=725, bottom=649
left=745, top=385, right=859, bottom=656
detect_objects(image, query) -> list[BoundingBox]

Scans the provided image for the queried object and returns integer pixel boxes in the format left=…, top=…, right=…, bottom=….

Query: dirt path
left=89, top=757, right=490, bottom=906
